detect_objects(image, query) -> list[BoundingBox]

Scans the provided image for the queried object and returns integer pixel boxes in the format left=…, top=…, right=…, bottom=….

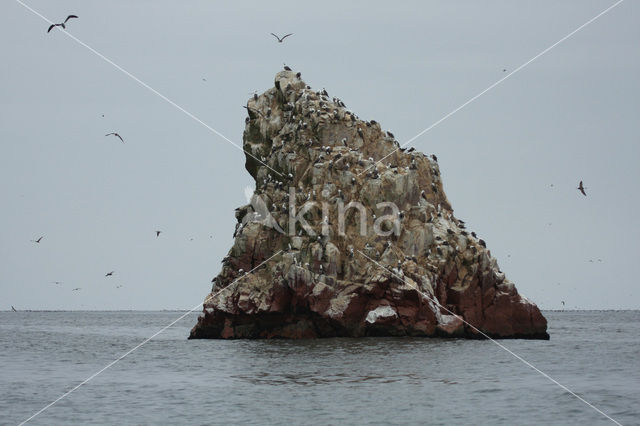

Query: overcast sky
left=1, top=0, right=638, bottom=310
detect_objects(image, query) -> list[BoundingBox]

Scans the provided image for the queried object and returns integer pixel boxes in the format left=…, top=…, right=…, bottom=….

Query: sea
left=0, top=310, right=638, bottom=425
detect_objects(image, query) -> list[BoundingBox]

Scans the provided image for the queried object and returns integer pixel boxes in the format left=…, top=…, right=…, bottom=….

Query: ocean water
left=0, top=311, right=638, bottom=425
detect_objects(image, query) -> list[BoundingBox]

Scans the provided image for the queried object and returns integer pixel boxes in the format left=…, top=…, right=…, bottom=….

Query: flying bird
left=116, top=285, right=123, bottom=289
left=105, top=132, right=124, bottom=143
left=11, top=306, right=17, bottom=312
left=71, top=287, right=81, bottom=291
left=31, top=236, right=43, bottom=243
left=156, top=230, right=162, bottom=237
left=577, top=180, right=587, bottom=196
left=105, top=271, right=115, bottom=277
left=270, top=33, right=293, bottom=43
left=47, top=15, right=78, bottom=33
left=52, top=281, right=63, bottom=285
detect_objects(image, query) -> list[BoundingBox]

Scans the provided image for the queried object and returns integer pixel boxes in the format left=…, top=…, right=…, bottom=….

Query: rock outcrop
left=189, top=70, right=548, bottom=340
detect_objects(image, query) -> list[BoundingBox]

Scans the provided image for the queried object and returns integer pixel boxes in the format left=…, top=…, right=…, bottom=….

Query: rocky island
left=189, top=70, right=549, bottom=340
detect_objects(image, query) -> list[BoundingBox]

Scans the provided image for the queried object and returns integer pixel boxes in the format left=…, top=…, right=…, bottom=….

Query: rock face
left=189, top=70, right=548, bottom=340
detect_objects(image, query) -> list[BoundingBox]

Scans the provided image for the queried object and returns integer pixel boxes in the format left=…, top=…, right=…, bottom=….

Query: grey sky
left=1, top=0, right=638, bottom=310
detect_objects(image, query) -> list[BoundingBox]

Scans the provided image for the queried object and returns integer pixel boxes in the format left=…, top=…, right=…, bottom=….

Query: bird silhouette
left=31, top=236, right=43, bottom=243
left=116, top=285, right=123, bottom=289
left=52, top=281, right=63, bottom=285
left=577, top=180, right=587, bottom=196
left=11, top=306, right=17, bottom=312
left=561, top=301, right=565, bottom=306
left=47, top=15, right=78, bottom=33
left=270, top=33, right=293, bottom=43
left=71, top=287, right=81, bottom=291
left=156, top=230, right=162, bottom=237
left=105, top=132, right=124, bottom=143
left=105, top=271, right=115, bottom=277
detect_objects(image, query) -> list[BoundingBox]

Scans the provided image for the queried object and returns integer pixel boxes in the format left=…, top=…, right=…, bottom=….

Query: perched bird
left=105, top=132, right=124, bottom=143
left=155, top=230, right=162, bottom=237
left=105, top=271, right=115, bottom=277
left=47, top=15, right=78, bottom=33
left=271, top=33, right=293, bottom=43
left=577, top=180, right=587, bottom=196
left=31, top=236, right=43, bottom=243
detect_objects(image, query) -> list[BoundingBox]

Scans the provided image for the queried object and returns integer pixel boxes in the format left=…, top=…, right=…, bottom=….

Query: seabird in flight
left=156, top=230, right=162, bottom=237
left=105, top=271, right=115, bottom=277
left=47, top=15, right=78, bottom=33
left=31, top=236, right=43, bottom=243
left=105, top=132, right=124, bottom=143
left=271, top=33, right=293, bottom=43
left=11, top=306, right=17, bottom=312
left=577, top=180, right=587, bottom=196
